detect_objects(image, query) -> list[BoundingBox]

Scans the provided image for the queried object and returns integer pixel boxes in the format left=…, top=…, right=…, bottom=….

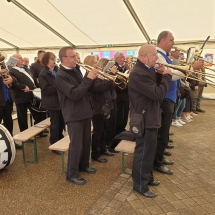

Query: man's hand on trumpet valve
left=154, top=63, right=165, bottom=74
left=110, top=65, right=117, bottom=74
left=87, top=69, right=98, bottom=80
left=163, top=68, right=173, bottom=76
left=194, top=86, right=199, bottom=91
left=3, top=75, right=13, bottom=85
left=192, top=60, right=204, bottom=70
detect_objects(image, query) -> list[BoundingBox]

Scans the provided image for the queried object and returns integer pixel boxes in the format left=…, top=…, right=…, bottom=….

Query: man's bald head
left=138, top=44, right=158, bottom=68
left=138, top=44, right=156, bottom=58
left=12, top=54, right=23, bottom=67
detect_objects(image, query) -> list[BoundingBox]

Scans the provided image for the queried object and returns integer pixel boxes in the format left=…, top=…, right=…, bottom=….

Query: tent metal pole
left=7, top=0, right=75, bottom=47
left=123, top=0, right=151, bottom=43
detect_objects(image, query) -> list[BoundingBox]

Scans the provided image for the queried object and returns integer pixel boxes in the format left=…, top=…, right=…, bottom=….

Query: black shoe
left=101, top=151, right=114, bottom=156
left=66, top=177, right=86, bottom=185
left=52, top=150, right=61, bottom=155
left=164, top=150, right=172, bottom=156
left=133, top=187, right=157, bottom=198
left=15, top=142, right=22, bottom=149
left=169, top=132, right=174, bottom=136
left=79, top=167, right=96, bottom=174
left=193, top=110, right=198, bottom=114
left=166, top=143, right=174, bottom=149
left=196, top=108, right=205, bottom=113
left=92, top=157, right=107, bottom=163
left=108, top=146, right=119, bottom=153
left=162, top=158, right=174, bottom=165
left=168, top=139, right=173, bottom=143
left=149, top=180, right=160, bottom=186
left=154, top=165, right=173, bottom=175
left=44, top=129, right=49, bottom=133
left=37, top=133, right=47, bottom=138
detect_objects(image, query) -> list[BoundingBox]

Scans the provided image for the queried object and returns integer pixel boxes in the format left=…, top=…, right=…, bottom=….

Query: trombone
left=78, top=63, right=127, bottom=89
left=155, top=62, right=215, bottom=87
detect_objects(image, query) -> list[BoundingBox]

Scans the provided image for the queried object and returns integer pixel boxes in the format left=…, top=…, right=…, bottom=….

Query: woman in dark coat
left=39, top=52, right=65, bottom=153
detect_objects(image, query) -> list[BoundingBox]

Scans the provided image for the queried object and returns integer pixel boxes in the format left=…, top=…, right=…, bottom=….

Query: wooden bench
left=115, top=140, right=135, bottom=175
left=13, top=118, right=50, bottom=163
left=49, top=135, right=70, bottom=172
left=49, top=125, right=93, bottom=172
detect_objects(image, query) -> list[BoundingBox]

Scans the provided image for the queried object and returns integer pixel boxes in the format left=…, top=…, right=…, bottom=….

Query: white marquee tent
left=1, top=0, right=215, bottom=97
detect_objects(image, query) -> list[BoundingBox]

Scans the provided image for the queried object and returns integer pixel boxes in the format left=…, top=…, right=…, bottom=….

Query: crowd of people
left=0, top=30, right=207, bottom=198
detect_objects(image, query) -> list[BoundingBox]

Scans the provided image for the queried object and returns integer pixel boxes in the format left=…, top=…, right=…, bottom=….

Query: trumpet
left=78, top=63, right=127, bottom=89
left=98, top=65, right=130, bottom=86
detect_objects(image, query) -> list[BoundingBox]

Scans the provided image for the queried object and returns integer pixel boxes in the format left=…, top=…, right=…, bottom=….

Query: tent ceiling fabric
left=130, top=0, right=215, bottom=42
left=0, top=0, right=214, bottom=50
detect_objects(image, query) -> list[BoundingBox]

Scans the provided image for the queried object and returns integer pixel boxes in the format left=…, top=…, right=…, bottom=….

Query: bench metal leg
left=122, top=152, right=131, bottom=175
left=61, top=152, right=66, bottom=172
left=22, top=137, right=38, bottom=163
left=30, top=114, right=33, bottom=126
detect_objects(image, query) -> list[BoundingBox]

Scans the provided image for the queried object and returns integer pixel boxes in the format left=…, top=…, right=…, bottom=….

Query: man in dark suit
left=55, top=47, right=98, bottom=185
left=108, top=52, right=130, bottom=153
left=9, top=54, right=46, bottom=137
left=30, top=50, right=45, bottom=88
left=128, top=44, right=172, bottom=198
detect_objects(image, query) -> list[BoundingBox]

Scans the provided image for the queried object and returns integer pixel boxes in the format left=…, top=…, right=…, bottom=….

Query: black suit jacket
left=128, top=59, right=172, bottom=128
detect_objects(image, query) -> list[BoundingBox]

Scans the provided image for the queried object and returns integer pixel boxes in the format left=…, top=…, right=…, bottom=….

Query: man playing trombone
left=154, top=31, right=204, bottom=175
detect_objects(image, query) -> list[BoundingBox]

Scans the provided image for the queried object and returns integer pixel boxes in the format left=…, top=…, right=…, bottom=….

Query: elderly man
left=129, top=44, right=172, bottom=198
left=154, top=31, right=204, bottom=175
left=9, top=54, right=45, bottom=135
left=108, top=52, right=130, bottom=153
left=22, top=57, right=31, bottom=75
left=55, top=47, right=98, bottom=185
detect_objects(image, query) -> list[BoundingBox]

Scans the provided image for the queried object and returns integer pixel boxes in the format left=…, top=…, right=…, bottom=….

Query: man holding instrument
left=55, top=47, right=98, bottom=185
left=129, top=44, right=172, bottom=198
left=9, top=54, right=42, bottom=133
left=154, top=31, right=204, bottom=175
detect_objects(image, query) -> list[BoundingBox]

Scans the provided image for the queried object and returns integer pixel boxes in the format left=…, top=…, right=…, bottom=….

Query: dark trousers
left=48, top=109, right=65, bottom=145
left=154, top=99, right=175, bottom=167
left=66, top=118, right=91, bottom=179
left=132, top=128, right=158, bottom=193
left=104, top=101, right=117, bottom=147
left=0, top=101, right=13, bottom=135
left=16, top=101, right=42, bottom=132
left=110, top=100, right=129, bottom=149
left=91, top=114, right=106, bottom=159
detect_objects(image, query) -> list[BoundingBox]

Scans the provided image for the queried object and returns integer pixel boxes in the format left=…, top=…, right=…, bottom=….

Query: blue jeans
left=172, top=98, right=186, bottom=120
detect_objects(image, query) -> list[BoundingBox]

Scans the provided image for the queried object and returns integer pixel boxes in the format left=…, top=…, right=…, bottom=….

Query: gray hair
left=114, top=52, right=124, bottom=60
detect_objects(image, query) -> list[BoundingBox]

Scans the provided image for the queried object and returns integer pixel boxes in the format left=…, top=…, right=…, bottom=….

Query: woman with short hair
left=39, top=52, right=65, bottom=153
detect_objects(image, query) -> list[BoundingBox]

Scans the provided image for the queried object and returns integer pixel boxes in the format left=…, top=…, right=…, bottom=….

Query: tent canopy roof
left=1, top=0, right=215, bottom=51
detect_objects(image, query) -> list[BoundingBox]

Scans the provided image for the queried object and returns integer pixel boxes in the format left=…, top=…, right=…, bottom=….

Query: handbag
left=129, top=113, right=144, bottom=138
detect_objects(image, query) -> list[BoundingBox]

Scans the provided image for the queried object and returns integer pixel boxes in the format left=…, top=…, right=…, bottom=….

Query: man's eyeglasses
left=146, top=53, right=158, bottom=57
left=64, top=55, right=77, bottom=59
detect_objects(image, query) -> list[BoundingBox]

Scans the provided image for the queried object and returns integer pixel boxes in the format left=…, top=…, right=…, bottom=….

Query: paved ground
left=1, top=99, right=215, bottom=215
left=86, top=99, right=215, bottom=215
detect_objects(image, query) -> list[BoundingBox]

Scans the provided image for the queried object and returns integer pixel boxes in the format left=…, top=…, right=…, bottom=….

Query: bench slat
left=13, top=118, right=50, bottom=142
left=115, top=140, right=135, bottom=154
left=49, top=135, right=70, bottom=152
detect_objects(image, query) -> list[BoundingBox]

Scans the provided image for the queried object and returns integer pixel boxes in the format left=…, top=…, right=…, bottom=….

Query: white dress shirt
left=156, top=47, right=185, bottom=81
